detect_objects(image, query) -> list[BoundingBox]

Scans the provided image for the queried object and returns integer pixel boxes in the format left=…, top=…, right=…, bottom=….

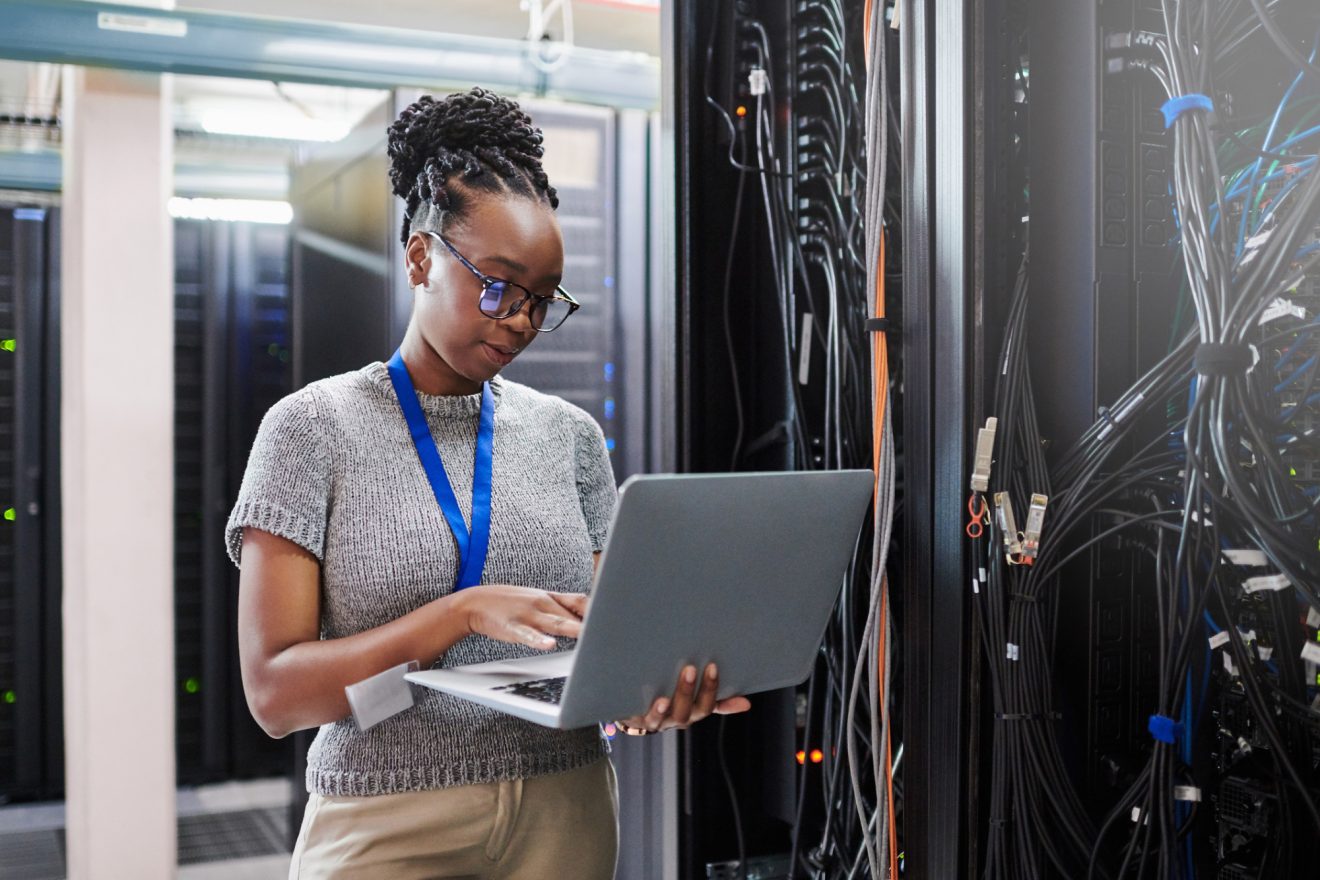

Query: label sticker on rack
left=1307, top=606, right=1320, bottom=629
left=1209, top=631, right=1230, bottom=650
left=98, top=12, right=188, bottom=37
left=1301, top=642, right=1320, bottom=665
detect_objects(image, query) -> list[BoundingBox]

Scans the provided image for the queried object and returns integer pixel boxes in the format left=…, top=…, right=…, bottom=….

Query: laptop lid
left=556, top=469, right=874, bottom=728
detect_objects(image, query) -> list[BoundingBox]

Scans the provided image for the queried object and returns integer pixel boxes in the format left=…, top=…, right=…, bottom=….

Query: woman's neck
left=397, top=327, right=481, bottom=396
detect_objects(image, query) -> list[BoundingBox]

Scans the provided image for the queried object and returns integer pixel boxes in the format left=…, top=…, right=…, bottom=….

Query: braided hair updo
left=388, top=87, right=560, bottom=246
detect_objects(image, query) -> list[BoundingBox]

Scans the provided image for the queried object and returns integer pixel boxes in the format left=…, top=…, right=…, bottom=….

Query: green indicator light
left=2, top=690, right=14, bottom=704
left=268, top=343, right=279, bottom=356
left=184, top=677, right=200, bottom=694
left=279, top=351, right=291, bottom=363
left=3, top=509, right=14, bottom=522
left=0, top=339, right=15, bottom=353
left=1291, top=467, right=1298, bottom=477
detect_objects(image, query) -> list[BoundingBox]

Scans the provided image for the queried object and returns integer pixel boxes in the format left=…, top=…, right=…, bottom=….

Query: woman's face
left=404, top=193, right=564, bottom=388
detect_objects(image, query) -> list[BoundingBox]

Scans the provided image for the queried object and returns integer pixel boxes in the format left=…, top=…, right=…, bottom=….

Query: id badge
left=345, top=660, right=419, bottom=731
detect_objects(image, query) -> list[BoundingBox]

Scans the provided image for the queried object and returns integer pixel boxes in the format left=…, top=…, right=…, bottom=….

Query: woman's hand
left=451, top=585, right=587, bottom=650
left=616, top=663, right=752, bottom=735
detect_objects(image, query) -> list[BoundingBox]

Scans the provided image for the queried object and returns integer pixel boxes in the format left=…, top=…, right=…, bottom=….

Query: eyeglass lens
left=479, top=281, right=573, bottom=331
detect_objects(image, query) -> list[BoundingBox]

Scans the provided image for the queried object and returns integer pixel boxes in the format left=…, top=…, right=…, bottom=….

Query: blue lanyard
left=386, top=349, right=495, bottom=591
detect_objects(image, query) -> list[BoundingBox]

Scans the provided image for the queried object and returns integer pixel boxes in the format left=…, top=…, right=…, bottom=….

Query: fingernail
left=684, top=666, right=697, bottom=684
left=707, top=663, right=719, bottom=679
left=656, top=698, right=670, bottom=714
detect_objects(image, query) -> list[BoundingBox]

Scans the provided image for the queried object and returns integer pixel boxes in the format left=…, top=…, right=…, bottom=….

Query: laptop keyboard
left=492, top=676, right=567, bottom=705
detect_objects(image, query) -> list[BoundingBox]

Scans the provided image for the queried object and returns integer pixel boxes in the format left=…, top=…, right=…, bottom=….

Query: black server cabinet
left=173, top=218, right=293, bottom=785
left=0, top=203, right=63, bottom=804
left=669, top=0, right=999, bottom=874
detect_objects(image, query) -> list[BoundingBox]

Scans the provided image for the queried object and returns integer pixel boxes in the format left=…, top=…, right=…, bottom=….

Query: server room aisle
left=0, top=778, right=293, bottom=879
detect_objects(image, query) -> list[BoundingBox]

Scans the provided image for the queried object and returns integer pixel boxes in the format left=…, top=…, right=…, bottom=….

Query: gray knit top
left=225, top=361, right=616, bottom=797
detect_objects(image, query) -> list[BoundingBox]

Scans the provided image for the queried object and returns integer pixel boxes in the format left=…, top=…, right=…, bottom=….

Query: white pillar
left=60, top=65, right=177, bottom=879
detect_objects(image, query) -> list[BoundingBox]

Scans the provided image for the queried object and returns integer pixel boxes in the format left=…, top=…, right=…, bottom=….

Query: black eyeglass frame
left=424, top=231, right=581, bottom=333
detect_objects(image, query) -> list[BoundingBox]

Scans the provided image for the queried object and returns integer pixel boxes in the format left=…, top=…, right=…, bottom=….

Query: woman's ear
left=404, top=232, right=433, bottom=288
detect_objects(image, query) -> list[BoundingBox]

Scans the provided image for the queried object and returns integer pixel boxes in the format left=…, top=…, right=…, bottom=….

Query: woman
left=227, top=87, right=750, bottom=879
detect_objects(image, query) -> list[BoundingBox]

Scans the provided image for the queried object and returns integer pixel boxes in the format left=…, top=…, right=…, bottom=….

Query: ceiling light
left=199, top=109, right=350, bottom=143
left=168, top=197, right=292, bottom=225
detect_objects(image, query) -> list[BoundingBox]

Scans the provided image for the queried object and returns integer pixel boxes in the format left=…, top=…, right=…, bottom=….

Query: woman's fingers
left=664, top=665, right=701, bottom=728
left=503, top=622, right=557, bottom=650
left=714, top=696, right=752, bottom=715
left=546, top=591, right=589, bottom=618
left=642, top=695, right=670, bottom=730
left=533, top=611, right=582, bottom=640
left=616, top=669, right=749, bottom=734
left=690, top=664, right=720, bottom=721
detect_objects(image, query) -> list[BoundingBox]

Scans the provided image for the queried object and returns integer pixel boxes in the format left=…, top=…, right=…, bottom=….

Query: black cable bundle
left=703, top=1, right=903, bottom=878
left=974, top=2, right=1320, bottom=878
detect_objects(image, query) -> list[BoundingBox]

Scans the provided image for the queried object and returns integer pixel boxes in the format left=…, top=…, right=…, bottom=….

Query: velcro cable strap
left=1161, top=94, right=1213, bottom=128
left=1193, top=342, right=1253, bottom=376
left=865, top=317, right=897, bottom=334
left=1148, top=714, right=1184, bottom=745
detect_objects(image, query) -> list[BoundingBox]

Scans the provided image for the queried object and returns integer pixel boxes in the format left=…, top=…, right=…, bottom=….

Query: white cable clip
left=1222, top=548, right=1268, bottom=567
left=1174, top=785, right=1202, bottom=803
left=1242, top=573, right=1291, bottom=594
left=1006, top=643, right=1020, bottom=661
left=748, top=68, right=769, bottom=96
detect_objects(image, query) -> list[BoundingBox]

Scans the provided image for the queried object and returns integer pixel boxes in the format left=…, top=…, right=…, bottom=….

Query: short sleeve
left=225, top=389, right=332, bottom=567
left=573, top=413, right=618, bottom=552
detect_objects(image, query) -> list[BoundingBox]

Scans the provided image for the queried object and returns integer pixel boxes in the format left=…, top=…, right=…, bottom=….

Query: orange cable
left=870, top=226, right=898, bottom=877
left=864, top=0, right=874, bottom=66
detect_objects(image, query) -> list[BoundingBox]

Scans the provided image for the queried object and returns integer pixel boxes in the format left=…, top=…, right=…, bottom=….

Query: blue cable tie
left=1161, top=94, right=1214, bottom=129
left=1148, top=713, right=1184, bottom=745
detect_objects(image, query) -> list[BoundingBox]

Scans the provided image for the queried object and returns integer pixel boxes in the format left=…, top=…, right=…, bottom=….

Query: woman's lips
left=482, top=342, right=517, bottom=367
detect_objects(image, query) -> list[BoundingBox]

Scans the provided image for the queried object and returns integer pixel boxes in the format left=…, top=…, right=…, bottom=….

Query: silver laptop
left=405, top=470, right=873, bottom=729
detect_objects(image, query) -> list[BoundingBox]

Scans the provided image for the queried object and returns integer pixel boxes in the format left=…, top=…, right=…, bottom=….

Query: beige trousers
left=288, top=758, right=619, bottom=879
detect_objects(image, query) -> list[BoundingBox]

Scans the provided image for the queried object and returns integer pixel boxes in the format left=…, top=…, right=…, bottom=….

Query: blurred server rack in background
left=0, top=202, right=62, bottom=804
left=173, top=218, right=294, bottom=785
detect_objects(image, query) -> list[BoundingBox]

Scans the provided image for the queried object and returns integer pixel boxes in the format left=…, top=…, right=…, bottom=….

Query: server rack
left=666, top=0, right=1009, bottom=875
left=0, top=203, right=63, bottom=804
left=173, top=218, right=293, bottom=785
left=0, top=211, right=295, bottom=802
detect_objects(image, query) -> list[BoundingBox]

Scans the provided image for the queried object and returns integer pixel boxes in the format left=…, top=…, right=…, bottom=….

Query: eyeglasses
left=425, top=232, right=580, bottom=333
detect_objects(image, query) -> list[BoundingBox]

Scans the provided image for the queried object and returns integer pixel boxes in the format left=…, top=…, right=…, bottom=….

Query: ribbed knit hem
left=226, top=498, right=326, bottom=566
left=306, top=740, right=609, bottom=797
